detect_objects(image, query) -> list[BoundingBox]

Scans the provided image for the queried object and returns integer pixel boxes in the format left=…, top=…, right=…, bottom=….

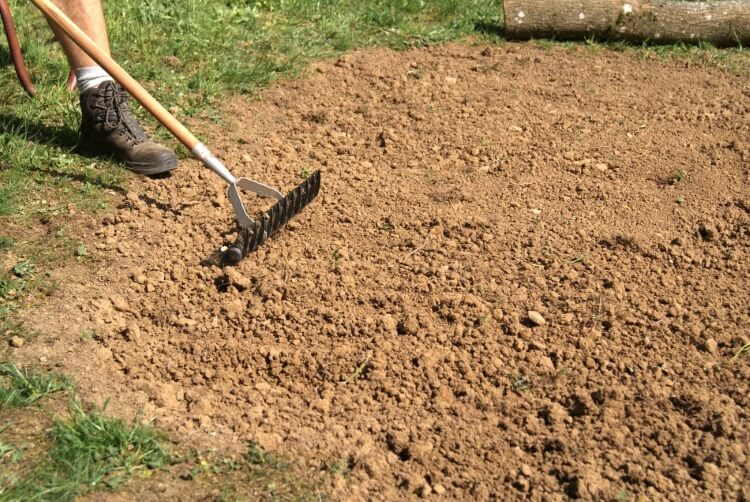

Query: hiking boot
left=77, top=81, right=177, bottom=176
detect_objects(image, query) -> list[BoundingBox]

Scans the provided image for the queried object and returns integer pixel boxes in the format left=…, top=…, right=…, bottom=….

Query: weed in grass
left=0, top=362, right=71, bottom=408
left=344, top=357, right=371, bottom=384
left=322, top=458, right=352, bottom=477
left=12, top=261, right=32, bottom=278
left=0, top=237, right=14, bottom=250
left=669, top=170, right=687, bottom=184
left=0, top=257, right=46, bottom=304
left=245, top=442, right=287, bottom=470
left=510, top=374, right=531, bottom=393
left=382, top=219, right=396, bottom=232
left=78, top=329, right=95, bottom=342
left=0, top=441, right=23, bottom=464
left=569, top=254, right=588, bottom=265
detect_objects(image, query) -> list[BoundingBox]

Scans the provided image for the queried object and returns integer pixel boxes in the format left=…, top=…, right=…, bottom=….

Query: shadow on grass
left=0, top=113, right=128, bottom=193
left=27, top=164, right=128, bottom=194
left=0, top=46, right=12, bottom=68
left=475, top=22, right=504, bottom=38
left=0, top=112, right=78, bottom=149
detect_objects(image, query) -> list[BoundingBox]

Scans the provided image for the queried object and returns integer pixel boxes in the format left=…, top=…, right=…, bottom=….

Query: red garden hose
left=0, top=0, right=36, bottom=96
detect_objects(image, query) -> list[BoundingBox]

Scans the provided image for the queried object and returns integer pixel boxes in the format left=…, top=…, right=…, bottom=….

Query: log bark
left=503, top=0, right=750, bottom=47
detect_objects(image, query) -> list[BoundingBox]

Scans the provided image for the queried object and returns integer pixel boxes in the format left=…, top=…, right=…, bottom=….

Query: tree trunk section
left=503, top=0, right=750, bottom=47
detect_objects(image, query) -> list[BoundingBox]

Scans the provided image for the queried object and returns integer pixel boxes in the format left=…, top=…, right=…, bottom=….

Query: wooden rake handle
left=30, top=0, right=200, bottom=151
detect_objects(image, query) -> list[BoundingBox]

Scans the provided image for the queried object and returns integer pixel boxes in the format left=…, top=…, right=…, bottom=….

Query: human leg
left=48, top=0, right=110, bottom=69
left=48, top=0, right=177, bottom=176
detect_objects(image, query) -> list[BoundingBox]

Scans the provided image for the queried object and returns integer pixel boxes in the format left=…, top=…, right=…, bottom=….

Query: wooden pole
left=503, top=0, right=750, bottom=47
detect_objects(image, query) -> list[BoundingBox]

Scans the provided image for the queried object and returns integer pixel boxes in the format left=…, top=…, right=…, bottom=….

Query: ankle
left=74, top=66, right=114, bottom=94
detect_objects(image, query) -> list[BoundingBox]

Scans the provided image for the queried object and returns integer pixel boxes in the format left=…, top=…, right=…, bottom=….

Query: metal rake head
left=222, top=170, right=321, bottom=264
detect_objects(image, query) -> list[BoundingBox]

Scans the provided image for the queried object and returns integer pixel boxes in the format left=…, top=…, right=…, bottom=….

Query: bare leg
left=47, top=0, right=110, bottom=69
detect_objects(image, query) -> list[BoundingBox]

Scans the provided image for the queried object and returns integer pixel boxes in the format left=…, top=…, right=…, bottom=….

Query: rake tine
left=253, top=216, right=269, bottom=251
left=266, top=203, right=281, bottom=237
left=222, top=171, right=321, bottom=264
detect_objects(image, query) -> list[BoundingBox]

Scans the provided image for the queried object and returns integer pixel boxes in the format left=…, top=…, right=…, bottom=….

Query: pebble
left=110, top=295, right=131, bottom=313
left=123, top=324, right=142, bottom=344
left=433, top=484, right=446, bottom=495
left=703, top=338, right=718, bottom=354
left=530, top=340, right=548, bottom=351
left=10, top=336, right=24, bottom=348
left=146, top=270, right=166, bottom=282
left=527, top=311, right=546, bottom=326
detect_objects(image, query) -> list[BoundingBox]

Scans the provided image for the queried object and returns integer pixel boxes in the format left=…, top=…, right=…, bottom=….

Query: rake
left=31, top=0, right=321, bottom=264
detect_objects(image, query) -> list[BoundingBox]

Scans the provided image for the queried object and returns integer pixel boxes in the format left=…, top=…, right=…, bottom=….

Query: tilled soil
left=19, top=43, right=750, bottom=500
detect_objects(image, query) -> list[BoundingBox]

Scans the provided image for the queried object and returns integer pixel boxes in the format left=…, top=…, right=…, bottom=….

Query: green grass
left=1, top=399, right=169, bottom=501
left=0, top=361, right=318, bottom=500
left=1, top=257, right=39, bottom=342
left=245, top=441, right=288, bottom=470
left=1, top=0, right=503, bottom=217
left=0, top=362, right=70, bottom=408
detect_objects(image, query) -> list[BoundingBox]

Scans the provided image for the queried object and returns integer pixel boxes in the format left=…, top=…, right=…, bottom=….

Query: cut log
left=503, top=0, right=750, bottom=47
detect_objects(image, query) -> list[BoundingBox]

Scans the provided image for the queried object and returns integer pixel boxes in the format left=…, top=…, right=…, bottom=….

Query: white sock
left=74, top=66, right=114, bottom=94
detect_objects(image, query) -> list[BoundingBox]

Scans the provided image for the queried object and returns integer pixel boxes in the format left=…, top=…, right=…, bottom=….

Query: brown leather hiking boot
left=77, top=81, right=177, bottom=176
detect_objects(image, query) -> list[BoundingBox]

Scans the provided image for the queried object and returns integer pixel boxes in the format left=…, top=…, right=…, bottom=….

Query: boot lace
left=94, top=82, right=148, bottom=144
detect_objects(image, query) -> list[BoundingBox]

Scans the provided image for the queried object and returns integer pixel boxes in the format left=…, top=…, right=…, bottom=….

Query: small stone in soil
left=703, top=338, right=718, bottom=354
left=10, top=336, right=24, bottom=348
left=527, top=311, right=546, bottom=326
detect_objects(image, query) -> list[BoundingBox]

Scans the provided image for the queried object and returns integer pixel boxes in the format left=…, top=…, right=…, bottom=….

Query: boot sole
left=76, top=143, right=178, bottom=177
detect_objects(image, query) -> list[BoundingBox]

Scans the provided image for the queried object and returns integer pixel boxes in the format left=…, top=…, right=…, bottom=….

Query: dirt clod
left=223, top=268, right=252, bottom=291
left=9, top=336, right=24, bottom=348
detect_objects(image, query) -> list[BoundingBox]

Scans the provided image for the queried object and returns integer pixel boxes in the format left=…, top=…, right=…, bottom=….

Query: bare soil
left=15, top=42, right=750, bottom=500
